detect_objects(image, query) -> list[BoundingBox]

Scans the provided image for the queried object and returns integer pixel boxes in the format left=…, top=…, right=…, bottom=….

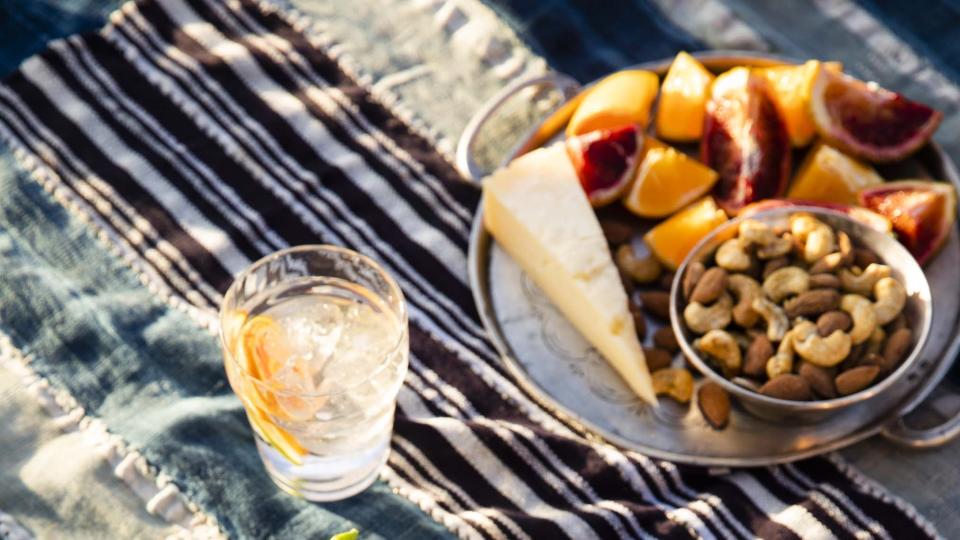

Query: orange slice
left=623, top=145, right=719, bottom=218
left=234, top=315, right=308, bottom=464
left=644, top=196, right=728, bottom=270
left=655, top=52, right=714, bottom=142
left=788, top=143, right=883, bottom=205
left=566, top=70, right=659, bottom=136
left=246, top=400, right=307, bottom=465
left=809, top=64, right=942, bottom=162
left=757, top=61, right=842, bottom=147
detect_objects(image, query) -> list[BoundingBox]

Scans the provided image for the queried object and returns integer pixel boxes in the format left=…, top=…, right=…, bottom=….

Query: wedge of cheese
left=484, top=144, right=657, bottom=405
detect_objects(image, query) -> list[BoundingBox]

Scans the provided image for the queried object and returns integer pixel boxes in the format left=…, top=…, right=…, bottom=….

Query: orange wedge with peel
left=623, top=145, right=719, bottom=218
left=655, top=52, right=715, bottom=142
left=644, top=196, right=729, bottom=270
left=233, top=314, right=307, bottom=464
left=566, top=70, right=659, bottom=136
left=787, top=143, right=883, bottom=206
left=757, top=60, right=842, bottom=147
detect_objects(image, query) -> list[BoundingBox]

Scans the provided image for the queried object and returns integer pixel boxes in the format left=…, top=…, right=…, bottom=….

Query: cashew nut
left=839, top=263, right=891, bottom=295
left=738, top=219, right=791, bottom=259
left=697, top=329, right=742, bottom=376
left=683, top=294, right=733, bottom=334
left=873, top=277, right=906, bottom=325
left=803, top=224, right=836, bottom=263
left=840, top=294, right=877, bottom=345
left=766, top=324, right=802, bottom=379
left=789, top=213, right=820, bottom=239
left=652, top=368, right=694, bottom=403
left=739, top=219, right=777, bottom=244
left=789, top=214, right=836, bottom=263
left=757, top=234, right=793, bottom=260
left=715, top=238, right=751, bottom=271
left=616, top=243, right=662, bottom=284
left=727, top=274, right=762, bottom=328
left=793, top=320, right=852, bottom=367
left=752, top=297, right=790, bottom=342
left=762, top=266, right=810, bottom=303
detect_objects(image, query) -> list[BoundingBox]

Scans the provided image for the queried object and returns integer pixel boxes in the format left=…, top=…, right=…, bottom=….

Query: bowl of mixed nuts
left=670, top=207, right=932, bottom=423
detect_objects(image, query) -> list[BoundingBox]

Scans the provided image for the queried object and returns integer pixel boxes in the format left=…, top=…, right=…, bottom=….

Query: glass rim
left=218, top=244, right=408, bottom=398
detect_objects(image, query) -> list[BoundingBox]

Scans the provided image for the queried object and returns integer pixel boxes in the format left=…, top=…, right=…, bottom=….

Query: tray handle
left=455, top=72, right=581, bottom=184
left=882, top=406, right=960, bottom=448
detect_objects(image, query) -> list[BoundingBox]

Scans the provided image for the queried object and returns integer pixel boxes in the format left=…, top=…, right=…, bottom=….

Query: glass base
left=256, top=436, right=389, bottom=502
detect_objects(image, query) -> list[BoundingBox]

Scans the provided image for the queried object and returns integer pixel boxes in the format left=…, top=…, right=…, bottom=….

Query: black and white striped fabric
left=0, top=0, right=941, bottom=538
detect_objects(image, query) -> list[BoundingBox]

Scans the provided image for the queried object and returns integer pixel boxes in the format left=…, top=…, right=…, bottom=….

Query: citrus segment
left=702, top=67, right=791, bottom=214
left=623, top=146, right=719, bottom=218
left=810, top=64, right=942, bottom=162
left=788, top=143, right=883, bottom=205
left=757, top=60, right=841, bottom=147
left=859, top=180, right=957, bottom=265
left=566, top=70, right=659, bottom=136
left=655, top=52, right=714, bottom=142
left=644, top=196, right=729, bottom=270
left=246, top=402, right=307, bottom=465
left=566, top=124, right=643, bottom=207
left=233, top=314, right=308, bottom=464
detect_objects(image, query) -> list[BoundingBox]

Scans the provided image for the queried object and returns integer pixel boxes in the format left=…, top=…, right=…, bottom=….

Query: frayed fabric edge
left=0, top=332, right=224, bottom=540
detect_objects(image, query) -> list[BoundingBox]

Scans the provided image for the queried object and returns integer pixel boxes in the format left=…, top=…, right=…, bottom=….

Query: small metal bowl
left=670, top=206, right=933, bottom=423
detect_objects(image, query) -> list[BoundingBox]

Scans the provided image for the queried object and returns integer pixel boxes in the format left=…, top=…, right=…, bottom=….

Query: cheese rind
left=484, top=144, right=657, bottom=405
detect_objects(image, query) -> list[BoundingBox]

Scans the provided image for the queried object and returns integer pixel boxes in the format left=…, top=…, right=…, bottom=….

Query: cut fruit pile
left=482, top=51, right=956, bottom=413
left=556, top=51, right=951, bottom=270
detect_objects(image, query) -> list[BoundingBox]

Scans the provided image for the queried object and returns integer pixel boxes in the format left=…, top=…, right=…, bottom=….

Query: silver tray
left=456, top=52, right=960, bottom=466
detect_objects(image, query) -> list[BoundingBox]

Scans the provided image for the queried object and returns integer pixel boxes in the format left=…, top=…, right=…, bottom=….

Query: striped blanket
left=0, top=0, right=943, bottom=537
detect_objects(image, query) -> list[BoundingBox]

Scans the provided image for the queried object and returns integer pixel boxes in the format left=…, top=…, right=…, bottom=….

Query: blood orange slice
left=858, top=180, right=957, bottom=265
left=702, top=68, right=791, bottom=215
left=810, top=65, right=942, bottom=162
left=566, top=124, right=643, bottom=207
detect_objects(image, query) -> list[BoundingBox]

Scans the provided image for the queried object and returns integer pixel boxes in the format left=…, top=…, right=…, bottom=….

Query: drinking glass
left=219, top=245, right=408, bottom=501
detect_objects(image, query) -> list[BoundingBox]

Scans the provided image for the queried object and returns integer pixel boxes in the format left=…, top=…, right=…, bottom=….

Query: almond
left=759, top=374, right=812, bottom=401
left=697, top=382, right=731, bottom=430
left=799, top=362, right=837, bottom=399
left=882, top=328, right=912, bottom=371
left=643, top=347, right=673, bottom=372
left=784, top=289, right=840, bottom=319
left=809, top=273, right=841, bottom=289
left=682, top=262, right=705, bottom=300
left=859, top=352, right=897, bottom=373
left=885, top=313, right=908, bottom=333
left=690, top=267, right=728, bottom=304
left=816, top=310, right=852, bottom=337
left=639, top=291, right=671, bottom=321
left=600, top=219, right=635, bottom=245
left=744, top=334, right=773, bottom=378
left=653, top=326, right=680, bottom=353
left=835, top=365, right=880, bottom=396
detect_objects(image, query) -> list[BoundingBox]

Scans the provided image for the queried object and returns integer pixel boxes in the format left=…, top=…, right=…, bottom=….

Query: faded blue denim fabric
left=0, top=145, right=453, bottom=539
